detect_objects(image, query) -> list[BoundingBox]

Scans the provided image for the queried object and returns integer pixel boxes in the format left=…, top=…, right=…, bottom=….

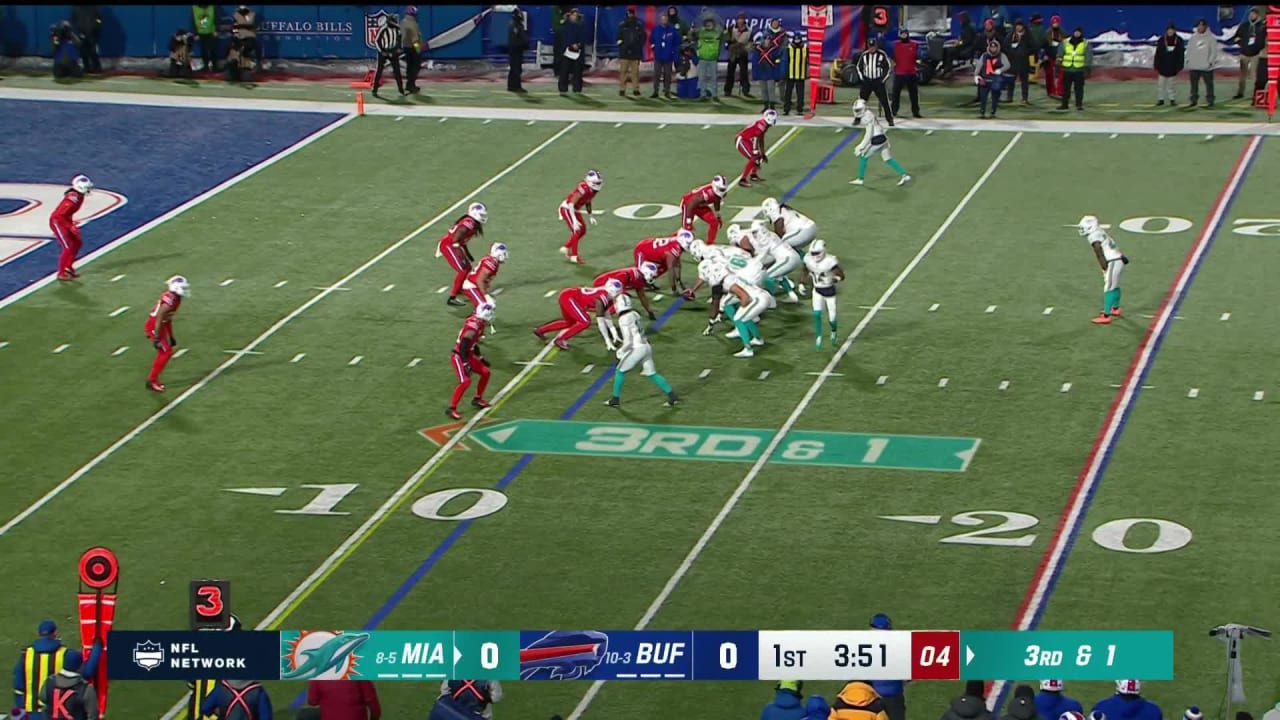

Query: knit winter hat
left=1184, top=707, right=1203, bottom=720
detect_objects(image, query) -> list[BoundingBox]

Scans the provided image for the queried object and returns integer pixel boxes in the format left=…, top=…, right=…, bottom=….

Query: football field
left=2, top=87, right=1279, bottom=719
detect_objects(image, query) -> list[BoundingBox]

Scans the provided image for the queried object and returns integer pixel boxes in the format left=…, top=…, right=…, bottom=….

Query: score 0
left=911, top=632, right=960, bottom=680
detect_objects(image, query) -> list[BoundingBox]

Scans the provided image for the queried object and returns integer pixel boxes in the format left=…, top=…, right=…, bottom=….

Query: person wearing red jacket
left=891, top=28, right=922, bottom=118
left=303, top=679, right=381, bottom=720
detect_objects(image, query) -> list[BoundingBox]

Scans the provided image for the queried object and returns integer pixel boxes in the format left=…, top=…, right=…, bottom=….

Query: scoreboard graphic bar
left=104, top=629, right=1173, bottom=682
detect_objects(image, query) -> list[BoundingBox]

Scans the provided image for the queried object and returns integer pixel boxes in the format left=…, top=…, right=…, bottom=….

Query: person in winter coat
left=976, top=39, right=1010, bottom=118
left=168, top=27, right=195, bottom=78
left=192, top=4, right=217, bottom=72
left=950, top=11, right=979, bottom=74
left=506, top=10, right=528, bottom=92
left=50, top=21, right=83, bottom=78
left=1035, top=680, right=1083, bottom=720
left=892, top=28, right=922, bottom=118
left=761, top=680, right=807, bottom=720
left=754, top=17, right=786, bottom=111
left=70, top=5, right=102, bottom=73
left=402, top=6, right=424, bottom=94
left=1000, top=685, right=1041, bottom=720
left=1090, top=680, right=1163, bottom=720
left=617, top=7, right=645, bottom=96
left=695, top=6, right=723, bottom=34
left=232, top=5, right=258, bottom=71
left=649, top=13, right=680, bottom=98
left=725, top=12, right=754, bottom=97
left=942, top=681, right=994, bottom=720
left=665, top=5, right=689, bottom=41
left=1185, top=18, right=1220, bottom=107
left=984, top=5, right=1009, bottom=35
left=1003, top=19, right=1034, bottom=103
left=804, top=695, right=830, bottom=720
left=1231, top=7, right=1266, bottom=99
left=981, top=18, right=1005, bottom=55
left=557, top=7, right=588, bottom=94
left=695, top=17, right=724, bottom=99
left=1154, top=23, right=1186, bottom=105
left=1041, top=15, right=1066, bottom=98
left=831, top=681, right=890, bottom=720
left=1027, top=13, right=1047, bottom=72
left=306, top=679, right=381, bottom=720
left=1057, top=26, right=1091, bottom=110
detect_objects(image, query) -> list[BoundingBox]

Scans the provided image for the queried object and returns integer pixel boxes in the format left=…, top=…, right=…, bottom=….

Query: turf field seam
left=987, top=134, right=1263, bottom=712
left=567, top=131, right=1025, bottom=720
left=0, top=111, right=356, bottom=311
left=1, top=121, right=580, bottom=540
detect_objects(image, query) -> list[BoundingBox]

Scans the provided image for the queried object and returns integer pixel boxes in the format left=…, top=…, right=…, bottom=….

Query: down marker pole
left=1267, top=6, right=1280, bottom=120
left=804, top=5, right=832, bottom=118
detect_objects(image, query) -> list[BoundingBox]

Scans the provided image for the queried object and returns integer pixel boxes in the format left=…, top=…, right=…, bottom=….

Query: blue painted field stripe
left=989, top=135, right=1262, bottom=714
left=287, top=128, right=857, bottom=709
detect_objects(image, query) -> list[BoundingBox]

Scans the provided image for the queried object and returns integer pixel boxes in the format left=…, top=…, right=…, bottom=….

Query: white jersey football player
left=702, top=261, right=771, bottom=358
left=1079, top=215, right=1128, bottom=325
left=606, top=294, right=680, bottom=408
left=761, top=197, right=818, bottom=250
left=748, top=219, right=802, bottom=303
left=801, top=239, right=846, bottom=349
left=851, top=98, right=911, bottom=187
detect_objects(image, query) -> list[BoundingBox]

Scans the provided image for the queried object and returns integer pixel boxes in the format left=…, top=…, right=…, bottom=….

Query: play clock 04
left=758, top=631, right=913, bottom=681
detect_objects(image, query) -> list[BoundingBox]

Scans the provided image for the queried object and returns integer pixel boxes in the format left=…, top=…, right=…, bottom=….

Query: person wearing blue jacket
left=753, top=17, right=785, bottom=111
left=869, top=614, right=907, bottom=720
left=1036, top=680, right=1083, bottom=720
left=1091, top=680, right=1163, bottom=720
left=804, top=694, right=831, bottom=720
left=557, top=7, right=589, bottom=94
left=761, top=680, right=807, bottom=720
left=649, top=13, right=680, bottom=98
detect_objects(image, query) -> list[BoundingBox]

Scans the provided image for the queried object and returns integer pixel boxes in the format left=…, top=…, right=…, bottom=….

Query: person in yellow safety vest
left=1056, top=26, right=1091, bottom=110
left=12, top=621, right=102, bottom=717
left=829, top=681, right=890, bottom=720
left=188, top=613, right=243, bottom=720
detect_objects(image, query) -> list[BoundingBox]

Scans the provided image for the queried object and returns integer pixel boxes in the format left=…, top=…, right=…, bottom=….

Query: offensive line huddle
left=437, top=101, right=911, bottom=419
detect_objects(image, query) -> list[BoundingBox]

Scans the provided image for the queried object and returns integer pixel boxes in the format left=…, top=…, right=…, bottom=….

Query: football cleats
left=475, top=302, right=496, bottom=321
left=763, top=109, right=778, bottom=126
left=468, top=202, right=488, bottom=224
left=689, top=239, right=709, bottom=261
left=490, top=242, right=509, bottom=263
left=761, top=197, right=781, bottom=220
left=675, top=229, right=695, bottom=249
left=166, top=275, right=191, bottom=297
left=1078, top=215, right=1100, bottom=236
left=585, top=170, right=604, bottom=190
left=808, top=239, right=827, bottom=260
left=613, top=293, right=633, bottom=314
left=726, top=224, right=745, bottom=247
left=711, top=175, right=729, bottom=196
left=604, top=278, right=624, bottom=298
left=71, top=174, right=94, bottom=195
left=639, top=261, right=659, bottom=283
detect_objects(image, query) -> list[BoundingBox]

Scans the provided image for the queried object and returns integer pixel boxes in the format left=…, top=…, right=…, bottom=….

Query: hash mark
left=407, top=357, right=422, bottom=368
left=109, top=306, right=129, bottom=317
left=758, top=371, right=770, bottom=381
left=836, top=127, right=844, bottom=133
left=938, top=377, right=949, bottom=388
left=657, top=123, right=667, bottom=129
left=436, top=286, right=448, bottom=294
left=174, top=348, right=188, bottom=358
left=998, top=380, right=1010, bottom=391
left=1254, top=391, right=1265, bottom=401
left=876, top=375, right=888, bottom=385
left=291, top=353, right=306, bottom=363
left=1220, top=312, right=1231, bottom=321
left=492, top=287, right=504, bottom=296
left=970, top=130, right=979, bottom=137
left=1060, top=382, right=1072, bottom=393
left=111, top=346, right=129, bottom=356
left=482, top=119, right=492, bottom=125
left=1158, top=133, right=1166, bottom=139
left=928, top=303, right=939, bottom=312
left=1205, top=134, right=1214, bottom=140
left=925, top=129, right=935, bottom=135
left=701, top=124, right=711, bottom=129
left=220, top=278, right=235, bottom=286
left=274, top=280, right=288, bottom=288
left=543, top=289, right=557, bottom=297
left=110, top=274, right=125, bottom=282
left=439, top=117, right=448, bottom=123
left=985, top=305, right=997, bottom=313
left=0, top=341, right=8, bottom=349
left=383, top=284, right=395, bottom=292
left=526, top=120, right=536, bottom=125
left=348, top=355, right=363, bottom=366
left=1109, top=133, right=1118, bottom=139
left=653, top=294, right=664, bottom=301
left=394, top=116, right=404, bottom=122
left=581, top=364, right=595, bottom=374
left=1043, top=306, right=1054, bottom=315
left=699, top=368, right=712, bottom=379
left=1062, top=133, right=1071, bottom=138
left=614, top=122, right=623, bottom=128
left=1187, top=387, right=1199, bottom=398
left=53, top=344, right=70, bottom=353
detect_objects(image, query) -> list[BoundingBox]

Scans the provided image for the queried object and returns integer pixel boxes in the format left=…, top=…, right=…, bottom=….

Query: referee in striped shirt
left=855, top=37, right=895, bottom=125
left=372, top=13, right=405, bottom=96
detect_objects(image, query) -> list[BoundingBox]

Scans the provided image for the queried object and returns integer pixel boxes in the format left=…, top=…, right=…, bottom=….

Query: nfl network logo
left=133, top=641, right=164, bottom=671
left=364, top=10, right=391, bottom=51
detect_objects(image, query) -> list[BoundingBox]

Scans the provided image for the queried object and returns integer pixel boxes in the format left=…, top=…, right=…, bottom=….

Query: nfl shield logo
left=133, top=640, right=164, bottom=671
left=365, top=10, right=391, bottom=50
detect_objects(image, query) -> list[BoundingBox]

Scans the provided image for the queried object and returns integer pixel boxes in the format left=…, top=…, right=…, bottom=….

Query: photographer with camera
left=224, top=30, right=254, bottom=82
left=167, top=28, right=195, bottom=79
left=50, top=21, right=83, bottom=79
left=232, top=5, right=258, bottom=72
left=70, top=5, right=102, bottom=73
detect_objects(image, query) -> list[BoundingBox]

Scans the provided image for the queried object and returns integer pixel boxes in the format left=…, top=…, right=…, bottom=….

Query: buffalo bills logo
left=365, top=10, right=391, bottom=50
left=519, top=630, right=609, bottom=680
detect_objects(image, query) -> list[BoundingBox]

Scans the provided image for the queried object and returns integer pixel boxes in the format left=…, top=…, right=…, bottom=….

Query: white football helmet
left=763, top=109, right=778, bottom=126
left=1059, top=713, right=1085, bottom=720
left=808, top=239, right=827, bottom=259
left=1040, top=680, right=1065, bottom=692
left=750, top=219, right=772, bottom=238
left=726, top=224, right=745, bottom=247
left=852, top=98, right=868, bottom=117
left=639, top=261, right=659, bottom=283
left=475, top=302, right=496, bottom=321
left=585, top=170, right=604, bottom=190
left=613, top=293, right=633, bottom=314
left=699, top=259, right=728, bottom=287
left=490, top=242, right=509, bottom=263
left=166, top=275, right=191, bottom=297
left=711, top=175, right=729, bottom=197
left=1115, top=680, right=1141, bottom=696
left=674, top=229, right=695, bottom=249
left=1078, top=215, right=1100, bottom=236
left=468, top=202, right=488, bottom=224
left=604, top=278, right=624, bottom=298
left=71, top=174, right=94, bottom=195
left=688, top=239, right=709, bottom=261
left=761, top=197, right=781, bottom=221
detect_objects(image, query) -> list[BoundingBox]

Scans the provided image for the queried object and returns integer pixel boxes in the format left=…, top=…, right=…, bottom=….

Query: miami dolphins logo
left=281, top=630, right=370, bottom=680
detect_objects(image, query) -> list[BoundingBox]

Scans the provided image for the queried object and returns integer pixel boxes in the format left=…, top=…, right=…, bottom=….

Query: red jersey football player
left=594, top=262, right=660, bottom=320
left=533, top=279, right=624, bottom=350
left=559, top=170, right=603, bottom=264
left=461, top=242, right=508, bottom=309
left=634, top=229, right=693, bottom=293
left=736, top=109, right=778, bottom=187
left=50, top=174, right=94, bottom=281
left=448, top=302, right=496, bottom=420
left=439, top=202, right=487, bottom=306
left=144, top=275, right=190, bottom=392
left=680, top=175, right=728, bottom=244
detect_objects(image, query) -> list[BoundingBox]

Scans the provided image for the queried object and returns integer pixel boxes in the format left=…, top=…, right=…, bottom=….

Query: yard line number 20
left=936, top=511, right=1192, bottom=554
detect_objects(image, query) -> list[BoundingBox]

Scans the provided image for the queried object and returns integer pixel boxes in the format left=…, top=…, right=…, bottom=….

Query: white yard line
left=566, top=131, right=1025, bottom=720
left=0, top=122, right=579, bottom=539
left=0, top=112, right=358, bottom=311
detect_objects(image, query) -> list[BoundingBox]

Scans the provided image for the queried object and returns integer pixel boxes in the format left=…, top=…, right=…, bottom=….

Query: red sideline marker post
left=1267, top=6, right=1280, bottom=120
left=805, top=5, right=832, bottom=118
left=78, top=547, right=119, bottom=718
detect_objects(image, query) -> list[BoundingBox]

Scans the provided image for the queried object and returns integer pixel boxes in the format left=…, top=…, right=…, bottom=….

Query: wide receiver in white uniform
left=850, top=98, right=911, bottom=187
left=606, top=294, right=680, bottom=408
left=1078, top=215, right=1129, bottom=325
left=761, top=197, right=818, bottom=250
left=800, top=239, right=846, bottom=349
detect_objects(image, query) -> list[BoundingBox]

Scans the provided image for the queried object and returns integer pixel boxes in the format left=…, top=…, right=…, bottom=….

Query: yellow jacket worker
left=12, top=621, right=102, bottom=714
left=830, top=681, right=891, bottom=720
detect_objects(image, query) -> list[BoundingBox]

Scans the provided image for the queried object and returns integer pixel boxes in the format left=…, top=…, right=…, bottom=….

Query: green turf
left=1, top=89, right=1275, bottom=720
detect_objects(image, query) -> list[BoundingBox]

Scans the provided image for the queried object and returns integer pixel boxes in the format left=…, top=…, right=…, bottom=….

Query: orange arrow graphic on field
left=417, top=417, right=497, bottom=450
